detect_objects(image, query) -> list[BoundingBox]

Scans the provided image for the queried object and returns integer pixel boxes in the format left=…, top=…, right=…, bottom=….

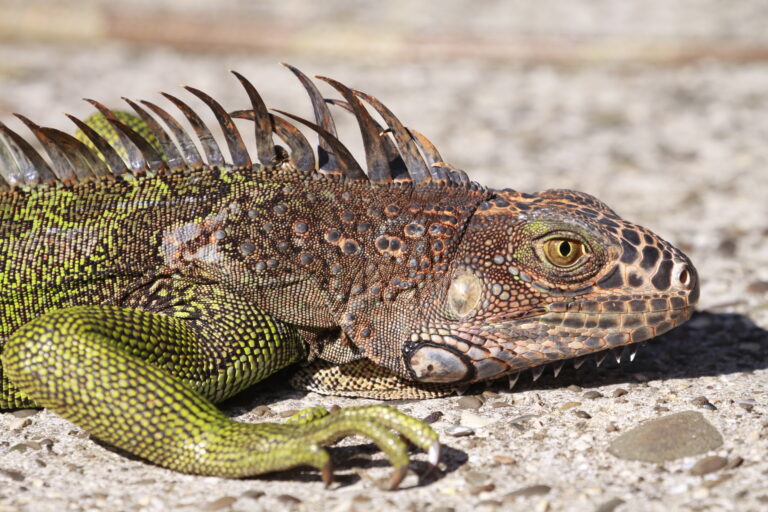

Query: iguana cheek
left=406, top=345, right=472, bottom=383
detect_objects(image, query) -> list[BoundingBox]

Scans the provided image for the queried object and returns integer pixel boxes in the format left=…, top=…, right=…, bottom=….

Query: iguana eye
left=447, top=273, right=483, bottom=317
left=542, top=238, right=587, bottom=267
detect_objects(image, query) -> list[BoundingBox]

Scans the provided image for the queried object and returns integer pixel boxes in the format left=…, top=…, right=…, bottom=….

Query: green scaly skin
left=0, top=112, right=437, bottom=488
left=0, top=74, right=699, bottom=487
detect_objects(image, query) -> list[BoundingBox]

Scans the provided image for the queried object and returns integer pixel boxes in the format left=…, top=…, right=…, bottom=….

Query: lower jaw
left=466, top=305, right=696, bottom=383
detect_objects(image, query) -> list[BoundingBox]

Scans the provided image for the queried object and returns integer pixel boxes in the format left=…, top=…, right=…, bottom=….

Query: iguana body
left=0, top=66, right=699, bottom=487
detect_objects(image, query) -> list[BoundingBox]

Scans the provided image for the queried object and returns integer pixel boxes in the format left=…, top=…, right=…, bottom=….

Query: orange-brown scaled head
left=399, top=187, right=698, bottom=384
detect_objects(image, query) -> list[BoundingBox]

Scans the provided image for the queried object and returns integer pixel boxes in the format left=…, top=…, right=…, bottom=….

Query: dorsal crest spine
left=0, top=65, right=478, bottom=193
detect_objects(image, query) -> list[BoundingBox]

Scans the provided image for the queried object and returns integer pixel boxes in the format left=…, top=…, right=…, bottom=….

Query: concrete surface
left=0, top=1, right=767, bottom=511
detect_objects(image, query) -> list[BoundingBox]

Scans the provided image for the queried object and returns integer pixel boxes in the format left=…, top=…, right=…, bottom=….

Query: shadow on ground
left=494, top=311, right=768, bottom=394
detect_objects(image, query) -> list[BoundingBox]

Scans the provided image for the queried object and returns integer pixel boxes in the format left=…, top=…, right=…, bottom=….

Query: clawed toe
left=388, top=465, right=408, bottom=490
left=321, top=459, right=334, bottom=488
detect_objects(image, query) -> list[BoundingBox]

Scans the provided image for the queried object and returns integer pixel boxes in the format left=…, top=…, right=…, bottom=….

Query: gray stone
left=457, top=396, right=483, bottom=410
left=445, top=425, right=475, bottom=437
left=690, top=455, right=728, bottom=475
left=608, top=411, right=723, bottom=462
left=504, top=484, right=552, bottom=499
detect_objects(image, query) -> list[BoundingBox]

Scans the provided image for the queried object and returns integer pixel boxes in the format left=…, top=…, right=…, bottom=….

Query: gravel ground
left=0, top=17, right=767, bottom=512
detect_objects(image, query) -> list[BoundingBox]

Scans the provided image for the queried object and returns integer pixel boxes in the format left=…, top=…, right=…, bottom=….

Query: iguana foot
left=280, top=404, right=440, bottom=489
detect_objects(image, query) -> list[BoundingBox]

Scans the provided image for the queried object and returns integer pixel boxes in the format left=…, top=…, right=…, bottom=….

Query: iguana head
left=397, top=187, right=698, bottom=384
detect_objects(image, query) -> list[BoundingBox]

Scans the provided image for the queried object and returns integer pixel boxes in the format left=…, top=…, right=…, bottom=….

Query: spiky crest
left=0, top=65, right=477, bottom=192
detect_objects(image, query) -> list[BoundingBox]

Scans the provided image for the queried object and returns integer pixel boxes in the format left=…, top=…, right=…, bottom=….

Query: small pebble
left=251, top=405, right=272, bottom=417
left=504, top=484, right=552, bottom=499
left=583, top=391, right=604, bottom=399
left=277, top=494, right=301, bottom=505
left=460, top=411, right=495, bottom=428
left=465, top=471, right=491, bottom=485
left=737, top=399, right=755, bottom=412
left=279, top=409, right=300, bottom=418
left=746, top=280, right=768, bottom=294
left=595, top=498, right=625, bottom=512
left=0, top=469, right=25, bottom=482
left=612, top=388, right=628, bottom=398
left=9, top=444, right=30, bottom=453
left=573, top=410, right=592, bottom=419
left=202, top=496, right=237, bottom=510
left=493, top=455, right=516, bottom=465
left=510, top=414, right=537, bottom=425
left=423, top=411, right=444, bottom=424
left=567, top=385, right=582, bottom=392
left=241, top=490, right=265, bottom=500
left=10, top=409, right=39, bottom=418
left=691, top=396, right=717, bottom=410
left=690, top=455, right=728, bottom=476
left=717, top=237, right=737, bottom=256
left=445, top=425, right=475, bottom=437
left=560, top=401, right=582, bottom=410
left=457, top=396, right=483, bottom=410
left=469, top=483, right=495, bottom=494
left=9, top=418, right=31, bottom=431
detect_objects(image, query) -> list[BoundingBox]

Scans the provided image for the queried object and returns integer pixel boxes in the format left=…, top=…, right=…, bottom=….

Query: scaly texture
left=0, top=66, right=698, bottom=486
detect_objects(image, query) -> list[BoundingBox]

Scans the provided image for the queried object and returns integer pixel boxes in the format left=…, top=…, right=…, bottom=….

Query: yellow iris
left=543, top=239, right=586, bottom=267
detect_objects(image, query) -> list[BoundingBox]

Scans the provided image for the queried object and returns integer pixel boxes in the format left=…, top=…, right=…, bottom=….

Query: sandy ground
left=0, top=3, right=767, bottom=511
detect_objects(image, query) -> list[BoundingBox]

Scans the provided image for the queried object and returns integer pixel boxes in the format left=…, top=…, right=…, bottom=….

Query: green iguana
left=0, top=65, right=699, bottom=489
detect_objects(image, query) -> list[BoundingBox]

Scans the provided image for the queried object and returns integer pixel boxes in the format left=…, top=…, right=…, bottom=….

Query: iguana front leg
left=1, top=301, right=438, bottom=488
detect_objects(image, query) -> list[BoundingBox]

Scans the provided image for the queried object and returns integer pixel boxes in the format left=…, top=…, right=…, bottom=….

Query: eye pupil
left=542, top=238, right=586, bottom=268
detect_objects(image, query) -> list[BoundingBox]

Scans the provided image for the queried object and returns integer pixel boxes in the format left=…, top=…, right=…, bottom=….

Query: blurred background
left=0, top=0, right=766, bottom=316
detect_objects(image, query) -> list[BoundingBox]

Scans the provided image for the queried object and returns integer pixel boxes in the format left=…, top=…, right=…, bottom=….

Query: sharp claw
left=573, top=357, right=586, bottom=369
left=531, top=365, right=544, bottom=382
left=388, top=465, right=408, bottom=490
left=612, top=347, right=623, bottom=364
left=629, top=344, right=640, bottom=362
left=321, top=460, right=334, bottom=489
left=552, top=361, right=565, bottom=378
left=595, top=351, right=608, bottom=367
left=508, top=372, right=520, bottom=389
left=428, top=440, right=441, bottom=466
